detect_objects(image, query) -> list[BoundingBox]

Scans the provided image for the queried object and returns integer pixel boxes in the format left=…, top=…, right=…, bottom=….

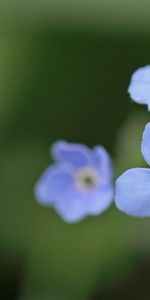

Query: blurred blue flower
left=115, top=122, right=150, bottom=217
left=34, top=141, right=114, bottom=223
left=128, top=65, right=150, bottom=111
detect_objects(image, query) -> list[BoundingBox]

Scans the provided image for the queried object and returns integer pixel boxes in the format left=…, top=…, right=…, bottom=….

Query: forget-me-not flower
left=115, top=122, right=150, bottom=217
left=128, top=65, right=150, bottom=111
left=34, top=141, right=114, bottom=223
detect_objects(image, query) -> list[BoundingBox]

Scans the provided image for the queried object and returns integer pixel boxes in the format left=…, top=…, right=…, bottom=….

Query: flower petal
left=86, top=186, right=114, bottom=215
left=141, top=122, right=150, bottom=166
left=92, top=146, right=113, bottom=186
left=54, top=194, right=88, bottom=223
left=54, top=184, right=114, bottom=223
left=128, top=65, right=150, bottom=110
left=115, top=168, right=150, bottom=217
left=51, top=140, right=91, bottom=167
left=34, top=165, right=73, bottom=205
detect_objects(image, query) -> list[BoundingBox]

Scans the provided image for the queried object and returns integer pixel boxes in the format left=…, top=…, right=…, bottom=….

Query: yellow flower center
left=75, top=167, right=100, bottom=191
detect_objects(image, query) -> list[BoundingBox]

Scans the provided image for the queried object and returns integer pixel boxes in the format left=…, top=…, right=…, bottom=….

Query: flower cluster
left=115, top=66, right=150, bottom=217
left=35, top=65, right=150, bottom=223
left=115, top=123, right=150, bottom=217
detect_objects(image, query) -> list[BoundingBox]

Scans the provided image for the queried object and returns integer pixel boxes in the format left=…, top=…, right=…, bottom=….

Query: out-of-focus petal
left=54, top=184, right=113, bottom=223
left=51, top=140, right=91, bottom=167
left=128, top=65, right=150, bottom=110
left=54, top=194, right=87, bottom=223
left=34, top=165, right=73, bottom=205
left=92, top=146, right=113, bottom=185
left=86, top=186, right=114, bottom=215
left=115, top=168, right=150, bottom=217
left=141, top=122, right=150, bottom=166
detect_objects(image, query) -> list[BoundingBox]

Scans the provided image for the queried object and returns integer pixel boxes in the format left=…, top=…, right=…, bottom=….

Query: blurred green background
left=1, top=1, right=150, bottom=299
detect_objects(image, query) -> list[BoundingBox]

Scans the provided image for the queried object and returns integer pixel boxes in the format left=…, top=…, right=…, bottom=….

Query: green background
left=1, top=1, right=150, bottom=299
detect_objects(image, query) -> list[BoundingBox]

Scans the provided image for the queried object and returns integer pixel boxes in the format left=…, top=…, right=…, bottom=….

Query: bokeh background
left=1, top=1, right=150, bottom=299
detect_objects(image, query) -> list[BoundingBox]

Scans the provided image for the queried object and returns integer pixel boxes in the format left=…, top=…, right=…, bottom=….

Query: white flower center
left=75, top=167, right=100, bottom=191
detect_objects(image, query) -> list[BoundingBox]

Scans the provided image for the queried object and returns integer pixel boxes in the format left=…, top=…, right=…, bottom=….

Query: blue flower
left=115, top=123, right=150, bottom=217
left=34, top=141, right=114, bottom=223
left=128, top=65, right=150, bottom=111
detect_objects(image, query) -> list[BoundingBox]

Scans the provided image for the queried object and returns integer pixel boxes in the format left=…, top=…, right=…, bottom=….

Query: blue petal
left=54, top=197, right=88, bottom=224
left=85, top=186, right=114, bottom=215
left=54, top=185, right=113, bottom=223
left=141, top=122, right=150, bottom=166
left=34, top=165, right=73, bottom=205
left=92, top=146, right=113, bottom=185
left=128, top=65, right=150, bottom=110
left=51, top=140, right=91, bottom=167
left=115, top=168, right=150, bottom=217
